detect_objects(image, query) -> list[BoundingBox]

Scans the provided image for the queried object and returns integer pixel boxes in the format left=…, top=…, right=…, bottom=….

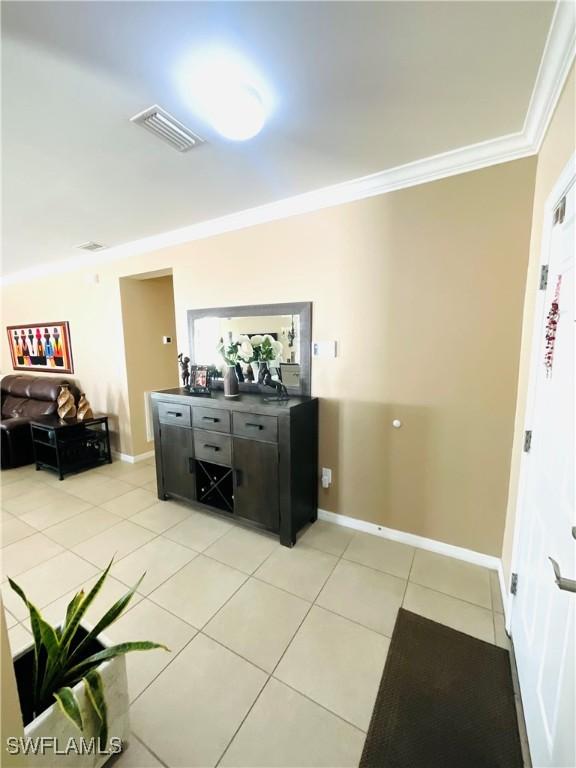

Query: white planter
left=13, top=628, right=130, bottom=768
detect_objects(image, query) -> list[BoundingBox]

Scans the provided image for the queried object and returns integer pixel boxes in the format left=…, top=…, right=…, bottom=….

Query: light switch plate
left=312, top=341, right=337, bottom=358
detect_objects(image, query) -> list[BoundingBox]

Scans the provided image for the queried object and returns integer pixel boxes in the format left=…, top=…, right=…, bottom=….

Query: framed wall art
left=6, top=322, right=74, bottom=374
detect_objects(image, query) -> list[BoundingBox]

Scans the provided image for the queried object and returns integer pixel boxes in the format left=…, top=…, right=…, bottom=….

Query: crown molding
left=0, top=131, right=535, bottom=288
left=523, top=0, right=576, bottom=152
left=2, top=3, right=574, bottom=288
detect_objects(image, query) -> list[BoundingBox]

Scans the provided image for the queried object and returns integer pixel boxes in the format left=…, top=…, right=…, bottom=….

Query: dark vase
left=246, top=364, right=255, bottom=383
left=257, top=361, right=270, bottom=384
left=224, top=366, right=239, bottom=398
left=235, top=362, right=244, bottom=382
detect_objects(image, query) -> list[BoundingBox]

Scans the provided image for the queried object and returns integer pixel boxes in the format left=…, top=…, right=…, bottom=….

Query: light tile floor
left=1, top=461, right=520, bottom=767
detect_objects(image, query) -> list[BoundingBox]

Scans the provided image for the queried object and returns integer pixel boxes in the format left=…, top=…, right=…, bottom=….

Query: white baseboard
left=112, top=450, right=155, bottom=464
left=317, top=508, right=502, bottom=572
left=497, top=560, right=510, bottom=626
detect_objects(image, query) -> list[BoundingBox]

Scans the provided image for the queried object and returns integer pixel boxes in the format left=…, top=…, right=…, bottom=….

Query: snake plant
left=9, top=558, right=167, bottom=747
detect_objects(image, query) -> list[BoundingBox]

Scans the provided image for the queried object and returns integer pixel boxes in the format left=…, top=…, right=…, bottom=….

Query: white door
left=510, top=165, right=575, bottom=768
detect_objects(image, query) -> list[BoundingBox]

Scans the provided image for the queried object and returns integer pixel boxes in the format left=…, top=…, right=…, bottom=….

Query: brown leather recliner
left=1, top=374, right=80, bottom=468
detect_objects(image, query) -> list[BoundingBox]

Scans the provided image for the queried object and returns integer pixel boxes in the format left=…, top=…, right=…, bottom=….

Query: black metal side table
left=30, top=415, right=112, bottom=480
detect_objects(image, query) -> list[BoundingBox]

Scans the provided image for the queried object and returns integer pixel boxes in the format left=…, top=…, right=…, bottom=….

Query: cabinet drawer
left=194, top=430, right=232, bottom=466
left=193, top=406, right=230, bottom=433
left=232, top=412, right=278, bottom=442
left=158, top=402, right=191, bottom=427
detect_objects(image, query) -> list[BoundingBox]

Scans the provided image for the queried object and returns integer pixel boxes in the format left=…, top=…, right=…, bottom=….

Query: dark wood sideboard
left=151, top=389, right=319, bottom=547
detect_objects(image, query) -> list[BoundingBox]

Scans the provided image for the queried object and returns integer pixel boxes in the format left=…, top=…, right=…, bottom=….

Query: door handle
left=235, top=469, right=243, bottom=487
left=188, top=457, right=195, bottom=473
left=549, top=557, right=576, bottom=593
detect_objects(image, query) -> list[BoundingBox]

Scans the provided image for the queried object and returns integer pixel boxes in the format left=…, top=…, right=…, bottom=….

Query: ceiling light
left=180, top=47, right=273, bottom=141
left=206, top=84, right=266, bottom=141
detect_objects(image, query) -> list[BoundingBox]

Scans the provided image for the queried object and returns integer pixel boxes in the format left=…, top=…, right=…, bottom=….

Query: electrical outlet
left=321, top=467, right=332, bottom=488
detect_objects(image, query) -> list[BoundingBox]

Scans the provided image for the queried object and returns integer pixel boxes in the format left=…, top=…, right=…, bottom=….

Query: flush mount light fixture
left=180, top=47, right=273, bottom=141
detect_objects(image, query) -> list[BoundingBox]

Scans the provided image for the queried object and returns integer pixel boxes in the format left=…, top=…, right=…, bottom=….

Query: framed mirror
left=187, top=302, right=312, bottom=396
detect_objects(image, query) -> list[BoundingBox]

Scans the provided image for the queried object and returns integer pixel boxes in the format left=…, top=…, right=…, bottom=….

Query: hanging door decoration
left=544, top=275, right=562, bottom=378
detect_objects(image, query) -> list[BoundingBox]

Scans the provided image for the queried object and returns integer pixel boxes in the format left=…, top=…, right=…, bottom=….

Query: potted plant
left=8, top=560, right=167, bottom=767
left=249, top=335, right=284, bottom=383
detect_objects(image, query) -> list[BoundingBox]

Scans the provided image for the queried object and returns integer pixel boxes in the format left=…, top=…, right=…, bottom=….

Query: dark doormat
left=360, top=609, right=523, bottom=768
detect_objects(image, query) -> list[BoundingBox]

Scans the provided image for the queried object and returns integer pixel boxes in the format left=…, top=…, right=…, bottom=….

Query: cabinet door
left=233, top=437, right=279, bottom=531
left=160, top=424, right=195, bottom=500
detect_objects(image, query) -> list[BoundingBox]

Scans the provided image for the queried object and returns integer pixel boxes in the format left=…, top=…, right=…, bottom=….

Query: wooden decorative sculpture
left=57, top=384, right=76, bottom=420
left=77, top=393, right=94, bottom=421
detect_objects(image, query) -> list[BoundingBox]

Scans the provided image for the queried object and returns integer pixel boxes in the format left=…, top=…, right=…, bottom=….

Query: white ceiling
left=1, top=1, right=554, bottom=276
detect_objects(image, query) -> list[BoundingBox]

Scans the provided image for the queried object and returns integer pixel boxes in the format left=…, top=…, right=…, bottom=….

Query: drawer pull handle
left=167, top=411, right=182, bottom=417
left=204, top=444, right=220, bottom=451
left=202, top=416, right=219, bottom=422
left=245, top=422, right=264, bottom=430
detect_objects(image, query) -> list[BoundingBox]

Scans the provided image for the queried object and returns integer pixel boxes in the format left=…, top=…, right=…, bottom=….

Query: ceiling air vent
left=76, top=241, right=107, bottom=252
left=130, top=105, right=205, bottom=152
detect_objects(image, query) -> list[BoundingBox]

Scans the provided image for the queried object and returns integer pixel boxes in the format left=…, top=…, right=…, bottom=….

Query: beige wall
left=120, top=274, right=179, bottom=456
left=501, top=66, right=575, bottom=583
left=1, top=157, right=536, bottom=555
left=1, top=275, right=132, bottom=451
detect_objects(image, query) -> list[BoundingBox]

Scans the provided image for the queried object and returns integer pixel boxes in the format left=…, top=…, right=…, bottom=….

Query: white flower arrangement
left=217, top=338, right=241, bottom=366
left=237, top=336, right=254, bottom=363
left=254, top=335, right=283, bottom=363
left=218, top=333, right=284, bottom=366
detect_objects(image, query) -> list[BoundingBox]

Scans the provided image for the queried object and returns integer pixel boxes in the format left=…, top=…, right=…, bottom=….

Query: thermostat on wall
left=162, top=336, right=172, bottom=344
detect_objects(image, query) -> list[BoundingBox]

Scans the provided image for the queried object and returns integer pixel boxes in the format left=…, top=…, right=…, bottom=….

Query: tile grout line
left=38, top=529, right=208, bottom=626
left=127, top=627, right=201, bottom=709
left=2, top=473, right=158, bottom=551
left=272, top=675, right=369, bottom=734
left=122, top=731, right=170, bottom=768
left=491, top=606, right=498, bottom=646
left=5, top=511, right=183, bottom=629
left=124, top=537, right=287, bottom=716
left=216, top=534, right=344, bottom=767
left=3, top=473, right=508, bottom=765
left=2, top=495, right=502, bottom=622
left=400, top=543, right=417, bottom=606
left=194, top=538, right=283, bottom=628
left=15, top=563, right=498, bottom=671
left=269, top=549, right=342, bottom=680
left=5, top=510, right=500, bottom=649
left=403, top=576, right=494, bottom=613
left=213, top=672, right=268, bottom=768
left=39, top=490, right=220, bottom=576
left=9, top=510, right=258, bottom=634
